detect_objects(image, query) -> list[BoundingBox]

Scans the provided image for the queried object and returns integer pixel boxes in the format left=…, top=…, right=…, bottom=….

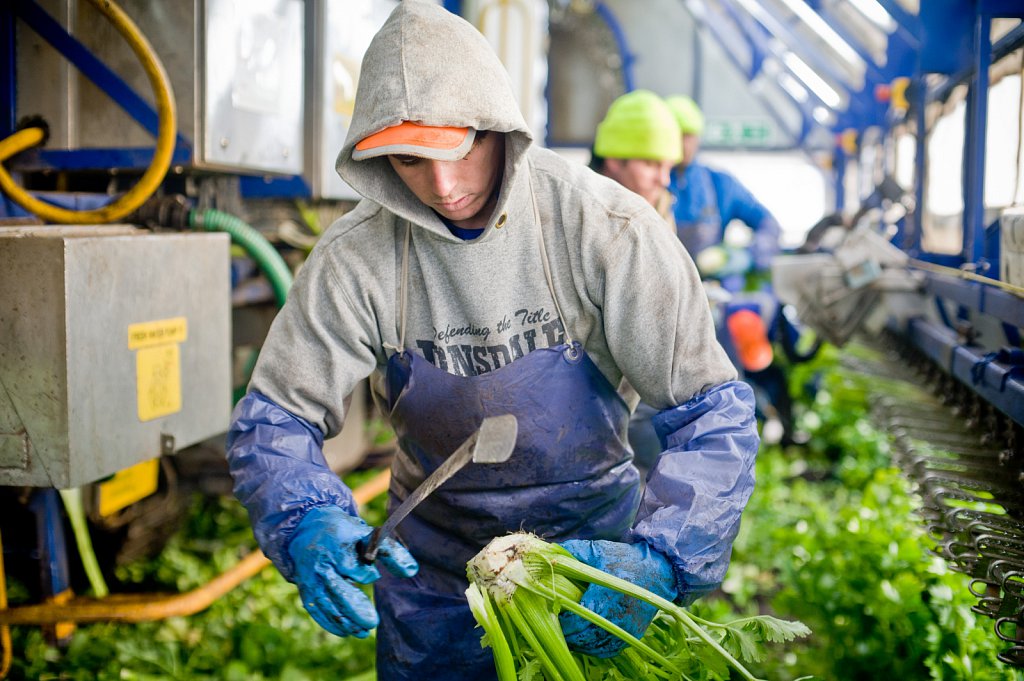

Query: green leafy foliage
left=7, top=471, right=386, bottom=681
left=706, top=344, right=1024, bottom=681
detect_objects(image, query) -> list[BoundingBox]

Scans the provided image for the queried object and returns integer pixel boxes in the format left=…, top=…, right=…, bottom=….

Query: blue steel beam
left=804, top=3, right=887, bottom=86
left=925, top=273, right=1024, bottom=330
left=808, top=0, right=915, bottom=87
left=872, top=0, right=921, bottom=48
left=804, top=0, right=884, bottom=81
left=907, top=317, right=1024, bottom=429
left=31, top=146, right=192, bottom=170
left=594, top=2, right=636, bottom=93
left=736, top=0, right=860, bottom=95
left=718, top=0, right=871, bottom=125
left=688, top=0, right=815, bottom=145
left=12, top=0, right=189, bottom=148
left=928, top=22, right=1024, bottom=103
left=964, top=13, right=992, bottom=264
left=717, top=0, right=835, bottom=112
left=1, top=2, right=15, bottom=137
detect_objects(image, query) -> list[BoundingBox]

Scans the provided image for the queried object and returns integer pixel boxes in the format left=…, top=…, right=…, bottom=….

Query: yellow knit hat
left=666, top=95, right=705, bottom=136
left=594, top=90, right=683, bottom=162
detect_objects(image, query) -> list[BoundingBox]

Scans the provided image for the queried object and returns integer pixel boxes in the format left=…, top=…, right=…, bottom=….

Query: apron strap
left=384, top=221, right=413, bottom=355
left=529, top=168, right=576, bottom=348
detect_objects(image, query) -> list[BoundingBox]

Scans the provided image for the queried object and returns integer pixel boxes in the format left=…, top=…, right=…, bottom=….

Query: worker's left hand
left=557, top=539, right=677, bottom=658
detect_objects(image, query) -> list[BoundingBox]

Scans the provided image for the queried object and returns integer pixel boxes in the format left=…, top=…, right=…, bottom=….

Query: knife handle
left=358, top=526, right=384, bottom=564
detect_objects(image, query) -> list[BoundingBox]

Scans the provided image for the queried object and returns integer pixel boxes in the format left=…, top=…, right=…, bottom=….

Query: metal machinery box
left=311, top=0, right=397, bottom=199
left=15, top=0, right=305, bottom=175
left=0, top=227, right=231, bottom=488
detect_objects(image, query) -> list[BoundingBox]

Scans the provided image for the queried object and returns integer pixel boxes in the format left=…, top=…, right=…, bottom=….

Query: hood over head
left=337, top=1, right=533, bottom=238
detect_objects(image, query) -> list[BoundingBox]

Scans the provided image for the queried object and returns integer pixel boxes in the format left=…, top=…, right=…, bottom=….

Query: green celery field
left=6, top=345, right=1024, bottom=680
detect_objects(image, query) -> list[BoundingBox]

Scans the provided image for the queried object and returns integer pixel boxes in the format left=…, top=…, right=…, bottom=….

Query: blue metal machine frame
left=1, top=0, right=311, bottom=200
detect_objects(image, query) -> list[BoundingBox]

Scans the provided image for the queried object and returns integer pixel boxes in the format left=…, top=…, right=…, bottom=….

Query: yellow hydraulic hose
left=909, top=258, right=1024, bottom=298
left=0, top=468, right=391, bottom=628
left=0, top=0, right=176, bottom=224
left=0, top=528, right=10, bottom=679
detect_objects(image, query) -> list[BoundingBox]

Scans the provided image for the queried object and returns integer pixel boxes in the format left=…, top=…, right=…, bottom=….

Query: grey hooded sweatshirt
left=251, top=1, right=735, bottom=436
left=244, top=1, right=751, bottom=596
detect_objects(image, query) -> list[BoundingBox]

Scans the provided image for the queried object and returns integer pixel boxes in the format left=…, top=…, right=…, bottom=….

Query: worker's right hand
left=287, top=505, right=418, bottom=638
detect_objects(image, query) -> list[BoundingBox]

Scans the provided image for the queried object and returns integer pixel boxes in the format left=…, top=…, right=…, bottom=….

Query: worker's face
left=388, top=132, right=505, bottom=229
left=603, top=157, right=674, bottom=207
left=680, top=133, right=701, bottom=168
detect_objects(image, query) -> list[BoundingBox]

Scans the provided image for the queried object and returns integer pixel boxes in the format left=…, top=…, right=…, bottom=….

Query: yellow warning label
left=136, top=343, right=182, bottom=421
left=128, top=317, right=188, bottom=350
left=98, top=458, right=160, bottom=517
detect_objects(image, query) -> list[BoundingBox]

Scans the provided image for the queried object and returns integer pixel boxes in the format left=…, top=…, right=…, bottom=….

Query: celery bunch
left=465, top=533, right=810, bottom=681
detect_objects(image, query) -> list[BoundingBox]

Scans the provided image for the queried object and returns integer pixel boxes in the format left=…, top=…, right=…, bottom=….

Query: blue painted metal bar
left=717, top=0, right=859, bottom=120
left=964, top=13, right=992, bottom=264
left=832, top=140, right=846, bottom=212
left=28, top=490, right=72, bottom=606
left=909, top=77, right=926, bottom=254
left=692, top=0, right=763, bottom=81
left=686, top=0, right=809, bottom=145
left=908, top=317, right=1024, bottom=428
left=914, top=253, right=964, bottom=268
left=13, top=145, right=193, bottom=171
left=714, top=0, right=826, bottom=126
left=1, top=1, right=15, bottom=137
left=806, top=2, right=890, bottom=86
left=239, top=173, right=311, bottom=199
left=12, top=0, right=189, bottom=148
left=993, top=23, right=1024, bottom=61
left=979, top=0, right=1024, bottom=16
left=442, top=0, right=463, bottom=15
left=928, top=22, right=1024, bottom=104
left=593, top=2, right=635, bottom=93
left=924, top=272, right=1024, bottom=329
left=739, top=0, right=860, bottom=96
left=872, top=0, right=921, bottom=47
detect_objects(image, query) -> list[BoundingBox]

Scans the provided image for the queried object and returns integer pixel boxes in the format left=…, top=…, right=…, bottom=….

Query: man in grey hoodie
left=226, top=3, right=759, bottom=679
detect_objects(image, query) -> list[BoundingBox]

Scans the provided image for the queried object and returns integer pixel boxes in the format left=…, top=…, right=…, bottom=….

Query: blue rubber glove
left=558, top=539, right=677, bottom=658
left=287, top=506, right=418, bottom=638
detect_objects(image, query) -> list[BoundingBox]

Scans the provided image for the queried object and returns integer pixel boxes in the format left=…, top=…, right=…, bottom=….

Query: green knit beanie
left=594, top=90, right=683, bottom=162
left=666, top=95, right=705, bottom=136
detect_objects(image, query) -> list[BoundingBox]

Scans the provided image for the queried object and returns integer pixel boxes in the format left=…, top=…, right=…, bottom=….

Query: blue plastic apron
left=373, top=203, right=642, bottom=679
left=675, top=165, right=722, bottom=258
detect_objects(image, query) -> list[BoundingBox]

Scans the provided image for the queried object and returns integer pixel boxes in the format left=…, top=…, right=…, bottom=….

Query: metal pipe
left=0, top=468, right=391, bottom=626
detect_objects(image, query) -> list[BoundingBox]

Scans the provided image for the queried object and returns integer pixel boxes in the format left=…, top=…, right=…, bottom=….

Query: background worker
left=665, top=95, right=796, bottom=445
left=226, top=3, right=759, bottom=679
left=586, top=89, right=687, bottom=470
left=665, top=95, right=782, bottom=292
left=588, top=89, right=681, bottom=226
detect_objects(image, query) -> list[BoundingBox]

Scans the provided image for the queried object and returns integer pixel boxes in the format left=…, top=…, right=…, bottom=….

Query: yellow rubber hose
left=0, top=527, right=11, bottom=679
left=0, top=468, right=392, bottom=627
left=0, top=0, right=176, bottom=224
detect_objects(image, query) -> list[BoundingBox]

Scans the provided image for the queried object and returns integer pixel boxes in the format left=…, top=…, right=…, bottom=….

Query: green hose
left=59, top=488, right=109, bottom=598
left=189, top=209, right=293, bottom=307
